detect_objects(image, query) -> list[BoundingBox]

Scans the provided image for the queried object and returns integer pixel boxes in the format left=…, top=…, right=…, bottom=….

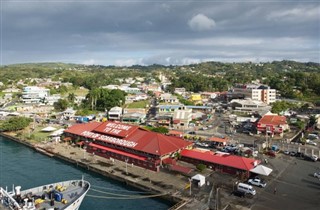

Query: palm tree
left=68, top=93, right=76, bottom=104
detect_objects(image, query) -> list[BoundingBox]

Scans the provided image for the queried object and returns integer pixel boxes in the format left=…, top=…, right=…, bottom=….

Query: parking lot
left=251, top=154, right=320, bottom=210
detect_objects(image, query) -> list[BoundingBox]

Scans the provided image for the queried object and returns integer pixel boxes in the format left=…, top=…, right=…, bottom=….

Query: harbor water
left=0, top=136, right=173, bottom=210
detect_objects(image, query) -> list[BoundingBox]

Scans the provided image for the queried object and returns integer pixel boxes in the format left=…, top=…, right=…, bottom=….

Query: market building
left=63, top=121, right=193, bottom=171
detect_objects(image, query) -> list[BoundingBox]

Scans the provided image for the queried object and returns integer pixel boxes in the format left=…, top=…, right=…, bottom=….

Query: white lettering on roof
left=105, top=122, right=132, bottom=131
left=81, top=131, right=138, bottom=148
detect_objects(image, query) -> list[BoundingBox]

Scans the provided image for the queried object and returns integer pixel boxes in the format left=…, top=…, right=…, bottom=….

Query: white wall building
left=22, top=86, right=50, bottom=103
left=232, top=84, right=276, bottom=105
left=108, top=106, right=123, bottom=121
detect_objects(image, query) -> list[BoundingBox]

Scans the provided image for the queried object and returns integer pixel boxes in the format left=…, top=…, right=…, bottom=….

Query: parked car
left=304, top=155, right=318, bottom=162
left=311, top=155, right=318, bottom=161
left=231, top=190, right=246, bottom=197
left=248, top=178, right=267, bottom=188
left=283, top=150, right=290, bottom=155
left=290, top=151, right=297, bottom=156
left=306, top=140, right=317, bottom=146
left=314, top=172, right=320, bottom=178
left=265, top=150, right=276, bottom=157
left=296, top=152, right=304, bottom=158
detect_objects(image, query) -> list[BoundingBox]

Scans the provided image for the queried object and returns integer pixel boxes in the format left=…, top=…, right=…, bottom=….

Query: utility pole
left=188, top=178, right=192, bottom=196
left=125, top=158, right=128, bottom=175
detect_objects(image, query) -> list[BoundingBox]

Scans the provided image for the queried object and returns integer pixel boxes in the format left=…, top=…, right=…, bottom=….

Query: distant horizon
left=1, top=59, right=319, bottom=68
left=2, top=1, right=319, bottom=66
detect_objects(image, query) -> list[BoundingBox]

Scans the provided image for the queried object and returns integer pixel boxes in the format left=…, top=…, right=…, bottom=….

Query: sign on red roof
left=93, top=121, right=139, bottom=138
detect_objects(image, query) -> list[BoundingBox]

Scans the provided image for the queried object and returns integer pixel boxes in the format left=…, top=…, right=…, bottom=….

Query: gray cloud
left=2, top=0, right=319, bottom=66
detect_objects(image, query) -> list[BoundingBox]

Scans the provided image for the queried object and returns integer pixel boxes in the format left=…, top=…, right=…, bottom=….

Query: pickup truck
left=248, top=178, right=267, bottom=188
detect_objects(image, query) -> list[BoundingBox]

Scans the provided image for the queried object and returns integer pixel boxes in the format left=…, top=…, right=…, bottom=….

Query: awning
left=63, top=137, right=72, bottom=141
left=76, top=141, right=84, bottom=146
left=88, top=143, right=147, bottom=161
left=250, top=165, right=273, bottom=176
left=169, top=165, right=193, bottom=174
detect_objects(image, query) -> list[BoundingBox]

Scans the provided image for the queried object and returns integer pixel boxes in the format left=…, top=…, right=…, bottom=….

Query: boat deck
left=1, top=180, right=90, bottom=210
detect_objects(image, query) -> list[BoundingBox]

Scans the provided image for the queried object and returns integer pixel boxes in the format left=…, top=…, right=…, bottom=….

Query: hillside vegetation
left=1, top=60, right=319, bottom=103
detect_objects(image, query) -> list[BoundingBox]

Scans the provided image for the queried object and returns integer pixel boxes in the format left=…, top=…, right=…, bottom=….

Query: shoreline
left=0, top=132, right=189, bottom=210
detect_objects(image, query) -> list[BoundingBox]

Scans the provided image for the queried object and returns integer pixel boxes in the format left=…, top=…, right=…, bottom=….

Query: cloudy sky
left=1, top=0, right=319, bottom=66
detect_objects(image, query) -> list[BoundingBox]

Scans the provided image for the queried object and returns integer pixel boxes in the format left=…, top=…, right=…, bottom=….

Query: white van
left=237, top=183, right=256, bottom=195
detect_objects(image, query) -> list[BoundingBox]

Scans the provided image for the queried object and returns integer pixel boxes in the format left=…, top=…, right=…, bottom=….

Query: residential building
left=190, top=94, right=202, bottom=103
left=174, top=88, right=186, bottom=96
left=108, top=107, right=123, bottom=121
left=21, top=86, right=50, bottom=103
left=256, top=114, right=289, bottom=137
left=172, top=106, right=192, bottom=130
left=159, top=93, right=179, bottom=104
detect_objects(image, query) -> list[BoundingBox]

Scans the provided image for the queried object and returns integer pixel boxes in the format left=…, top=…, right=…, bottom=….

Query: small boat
left=0, top=179, right=90, bottom=210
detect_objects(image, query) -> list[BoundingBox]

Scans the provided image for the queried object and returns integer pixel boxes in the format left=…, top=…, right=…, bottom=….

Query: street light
left=83, top=146, right=87, bottom=160
left=188, top=178, right=192, bottom=196
left=125, top=158, right=129, bottom=175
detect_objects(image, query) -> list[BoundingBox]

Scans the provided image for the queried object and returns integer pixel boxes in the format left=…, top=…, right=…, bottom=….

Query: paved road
left=252, top=154, right=320, bottom=210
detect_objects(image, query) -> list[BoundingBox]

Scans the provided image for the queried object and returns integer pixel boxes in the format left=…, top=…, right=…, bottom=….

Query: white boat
left=0, top=179, right=90, bottom=210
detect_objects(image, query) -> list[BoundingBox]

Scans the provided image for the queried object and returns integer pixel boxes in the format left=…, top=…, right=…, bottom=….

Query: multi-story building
left=22, top=86, right=50, bottom=103
left=172, top=106, right=193, bottom=130
left=256, top=114, right=289, bottom=137
left=108, top=107, right=123, bottom=121
left=232, top=84, right=276, bottom=104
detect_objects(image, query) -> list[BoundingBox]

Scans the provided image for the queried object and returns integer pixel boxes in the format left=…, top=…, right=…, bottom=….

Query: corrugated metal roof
left=181, top=149, right=258, bottom=171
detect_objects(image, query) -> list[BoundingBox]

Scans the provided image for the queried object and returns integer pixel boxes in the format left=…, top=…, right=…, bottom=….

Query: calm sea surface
left=0, top=136, right=172, bottom=210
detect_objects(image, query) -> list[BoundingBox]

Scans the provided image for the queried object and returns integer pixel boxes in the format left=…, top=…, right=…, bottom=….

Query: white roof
left=50, top=128, right=65, bottom=136
left=41, top=126, right=57, bottom=132
left=250, top=165, right=273, bottom=176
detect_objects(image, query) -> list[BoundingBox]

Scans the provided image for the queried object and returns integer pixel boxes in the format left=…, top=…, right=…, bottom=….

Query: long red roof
left=181, top=149, right=258, bottom=171
left=258, top=115, right=287, bottom=126
left=64, top=121, right=193, bottom=156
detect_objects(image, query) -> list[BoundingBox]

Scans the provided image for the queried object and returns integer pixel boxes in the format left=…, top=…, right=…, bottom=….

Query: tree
left=0, top=116, right=32, bottom=131
left=67, top=93, right=76, bottom=104
left=196, top=163, right=206, bottom=172
left=150, top=126, right=169, bottom=134
left=53, top=99, right=68, bottom=111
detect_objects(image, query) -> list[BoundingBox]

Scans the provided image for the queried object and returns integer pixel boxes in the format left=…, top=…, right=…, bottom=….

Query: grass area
left=66, top=87, right=89, bottom=97
left=20, top=124, right=64, bottom=143
left=126, top=100, right=149, bottom=108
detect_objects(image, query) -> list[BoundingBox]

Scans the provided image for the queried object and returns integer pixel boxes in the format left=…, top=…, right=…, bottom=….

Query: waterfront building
left=63, top=121, right=193, bottom=171
left=180, top=149, right=260, bottom=178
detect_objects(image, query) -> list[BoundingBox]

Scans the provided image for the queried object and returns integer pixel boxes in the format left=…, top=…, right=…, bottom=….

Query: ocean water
left=0, top=136, right=172, bottom=210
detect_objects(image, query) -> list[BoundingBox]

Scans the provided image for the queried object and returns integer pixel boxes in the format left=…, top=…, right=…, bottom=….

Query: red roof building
left=64, top=121, right=193, bottom=171
left=208, top=137, right=228, bottom=146
left=180, top=149, right=260, bottom=178
left=256, top=115, right=289, bottom=137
